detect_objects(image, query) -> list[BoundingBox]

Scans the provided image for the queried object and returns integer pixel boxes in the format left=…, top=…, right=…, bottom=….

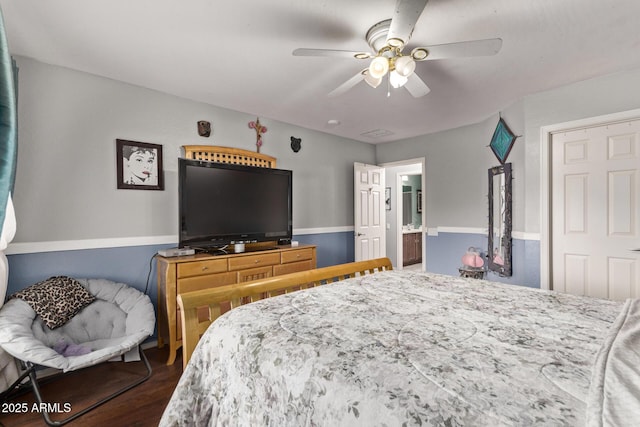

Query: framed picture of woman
left=116, top=139, right=164, bottom=190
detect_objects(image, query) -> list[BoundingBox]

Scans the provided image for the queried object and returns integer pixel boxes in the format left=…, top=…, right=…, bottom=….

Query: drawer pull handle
left=255, top=259, right=260, bottom=263
left=202, top=266, right=208, bottom=271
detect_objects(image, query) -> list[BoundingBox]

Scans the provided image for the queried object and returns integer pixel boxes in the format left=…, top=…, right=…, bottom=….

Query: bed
left=160, top=258, right=640, bottom=426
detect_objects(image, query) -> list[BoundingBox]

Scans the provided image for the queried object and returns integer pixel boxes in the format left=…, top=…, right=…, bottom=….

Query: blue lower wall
left=5, top=230, right=540, bottom=310
left=5, top=232, right=356, bottom=303
left=2, top=229, right=540, bottom=348
left=425, top=232, right=540, bottom=288
left=295, top=232, right=354, bottom=267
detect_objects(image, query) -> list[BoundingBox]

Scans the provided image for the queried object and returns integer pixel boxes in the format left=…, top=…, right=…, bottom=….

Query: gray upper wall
left=522, top=67, right=640, bottom=232
left=377, top=66, right=640, bottom=235
left=12, top=56, right=376, bottom=243
left=376, top=104, right=526, bottom=233
left=13, top=55, right=640, bottom=244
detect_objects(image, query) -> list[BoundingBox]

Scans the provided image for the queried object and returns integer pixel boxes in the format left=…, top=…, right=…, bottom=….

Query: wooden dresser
left=157, top=244, right=316, bottom=365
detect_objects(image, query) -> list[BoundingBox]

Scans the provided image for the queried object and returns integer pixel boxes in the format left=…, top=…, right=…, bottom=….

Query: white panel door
left=354, top=163, right=385, bottom=261
left=552, top=119, right=640, bottom=300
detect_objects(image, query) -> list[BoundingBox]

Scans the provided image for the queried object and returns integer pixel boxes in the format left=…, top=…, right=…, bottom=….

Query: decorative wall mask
left=489, top=117, right=517, bottom=164
left=248, top=118, right=267, bottom=153
left=290, top=136, right=301, bottom=153
left=197, top=121, right=211, bottom=137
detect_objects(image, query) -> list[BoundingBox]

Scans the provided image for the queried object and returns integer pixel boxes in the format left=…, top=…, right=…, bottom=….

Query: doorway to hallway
left=379, top=158, right=426, bottom=270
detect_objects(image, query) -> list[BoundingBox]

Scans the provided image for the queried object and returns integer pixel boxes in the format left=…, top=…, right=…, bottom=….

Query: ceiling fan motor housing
left=366, top=19, right=396, bottom=53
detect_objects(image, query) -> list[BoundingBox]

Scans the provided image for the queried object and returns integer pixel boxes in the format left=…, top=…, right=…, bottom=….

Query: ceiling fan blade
left=328, top=69, right=367, bottom=97
left=404, top=73, right=430, bottom=98
left=293, top=48, right=371, bottom=59
left=414, top=38, right=503, bottom=61
left=386, top=0, right=429, bottom=46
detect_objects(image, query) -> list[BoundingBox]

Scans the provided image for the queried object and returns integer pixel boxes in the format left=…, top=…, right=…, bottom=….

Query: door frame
left=379, top=158, right=426, bottom=270
left=539, top=107, right=640, bottom=290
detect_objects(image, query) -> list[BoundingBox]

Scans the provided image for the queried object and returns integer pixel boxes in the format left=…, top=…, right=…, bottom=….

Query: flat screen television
left=178, top=158, right=292, bottom=250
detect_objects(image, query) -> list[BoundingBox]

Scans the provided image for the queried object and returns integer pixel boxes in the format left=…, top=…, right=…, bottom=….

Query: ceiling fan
left=293, top=0, right=502, bottom=98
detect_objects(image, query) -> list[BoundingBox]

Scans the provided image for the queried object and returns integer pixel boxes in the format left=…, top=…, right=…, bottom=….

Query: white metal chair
left=0, top=278, right=155, bottom=426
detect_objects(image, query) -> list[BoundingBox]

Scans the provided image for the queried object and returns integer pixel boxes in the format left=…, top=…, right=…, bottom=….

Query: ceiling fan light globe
left=368, top=56, right=389, bottom=79
left=354, top=52, right=371, bottom=60
left=411, top=47, right=429, bottom=61
left=387, top=37, right=404, bottom=49
left=364, top=73, right=382, bottom=88
left=394, top=56, right=416, bottom=77
left=389, top=70, right=408, bottom=88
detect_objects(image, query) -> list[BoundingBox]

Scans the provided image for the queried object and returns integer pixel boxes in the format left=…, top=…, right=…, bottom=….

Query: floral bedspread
left=160, top=271, right=623, bottom=426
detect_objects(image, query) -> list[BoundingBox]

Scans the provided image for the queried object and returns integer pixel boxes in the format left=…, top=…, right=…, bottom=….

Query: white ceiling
left=2, top=0, right=640, bottom=143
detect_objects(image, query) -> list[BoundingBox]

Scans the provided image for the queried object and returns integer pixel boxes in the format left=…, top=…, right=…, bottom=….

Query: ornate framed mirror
left=488, top=163, right=512, bottom=276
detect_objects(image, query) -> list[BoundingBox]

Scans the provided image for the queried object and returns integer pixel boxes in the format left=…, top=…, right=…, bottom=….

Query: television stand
left=156, top=243, right=317, bottom=365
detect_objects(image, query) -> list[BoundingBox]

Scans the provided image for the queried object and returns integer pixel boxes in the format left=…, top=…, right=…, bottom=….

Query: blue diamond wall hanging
left=490, top=117, right=517, bottom=164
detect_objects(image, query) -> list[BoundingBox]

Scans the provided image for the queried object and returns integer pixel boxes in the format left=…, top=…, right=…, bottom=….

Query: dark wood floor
left=0, top=346, right=182, bottom=427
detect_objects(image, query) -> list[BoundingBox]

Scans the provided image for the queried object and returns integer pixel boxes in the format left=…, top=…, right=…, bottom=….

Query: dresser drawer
left=281, top=248, right=314, bottom=264
left=177, top=271, right=237, bottom=294
left=274, top=260, right=315, bottom=276
left=228, top=252, right=281, bottom=271
left=177, top=258, right=228, bottom=279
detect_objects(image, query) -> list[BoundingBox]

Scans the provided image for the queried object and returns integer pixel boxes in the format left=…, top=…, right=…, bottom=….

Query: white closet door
left=552, top=119, right=640, bottom=300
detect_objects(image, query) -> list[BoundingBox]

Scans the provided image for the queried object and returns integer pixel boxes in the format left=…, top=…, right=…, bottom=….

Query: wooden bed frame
left=177, top=257, right=393, bottom=369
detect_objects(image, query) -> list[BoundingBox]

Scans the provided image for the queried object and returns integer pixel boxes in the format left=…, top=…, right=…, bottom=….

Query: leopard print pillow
left=11, top=276, right=96, bottom=329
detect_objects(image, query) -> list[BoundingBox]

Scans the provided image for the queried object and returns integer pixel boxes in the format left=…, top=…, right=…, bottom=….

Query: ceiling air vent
left=360, top=129, right=394, bottom=139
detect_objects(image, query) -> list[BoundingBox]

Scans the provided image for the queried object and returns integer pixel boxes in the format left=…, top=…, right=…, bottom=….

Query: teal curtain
left=0, top=6, right=17, bottom=231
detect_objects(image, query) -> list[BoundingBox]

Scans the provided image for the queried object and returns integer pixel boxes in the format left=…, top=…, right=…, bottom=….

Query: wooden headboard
left=177, top=257, right=393, bottom=369
left=182, top=145, right=276, bottom=168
